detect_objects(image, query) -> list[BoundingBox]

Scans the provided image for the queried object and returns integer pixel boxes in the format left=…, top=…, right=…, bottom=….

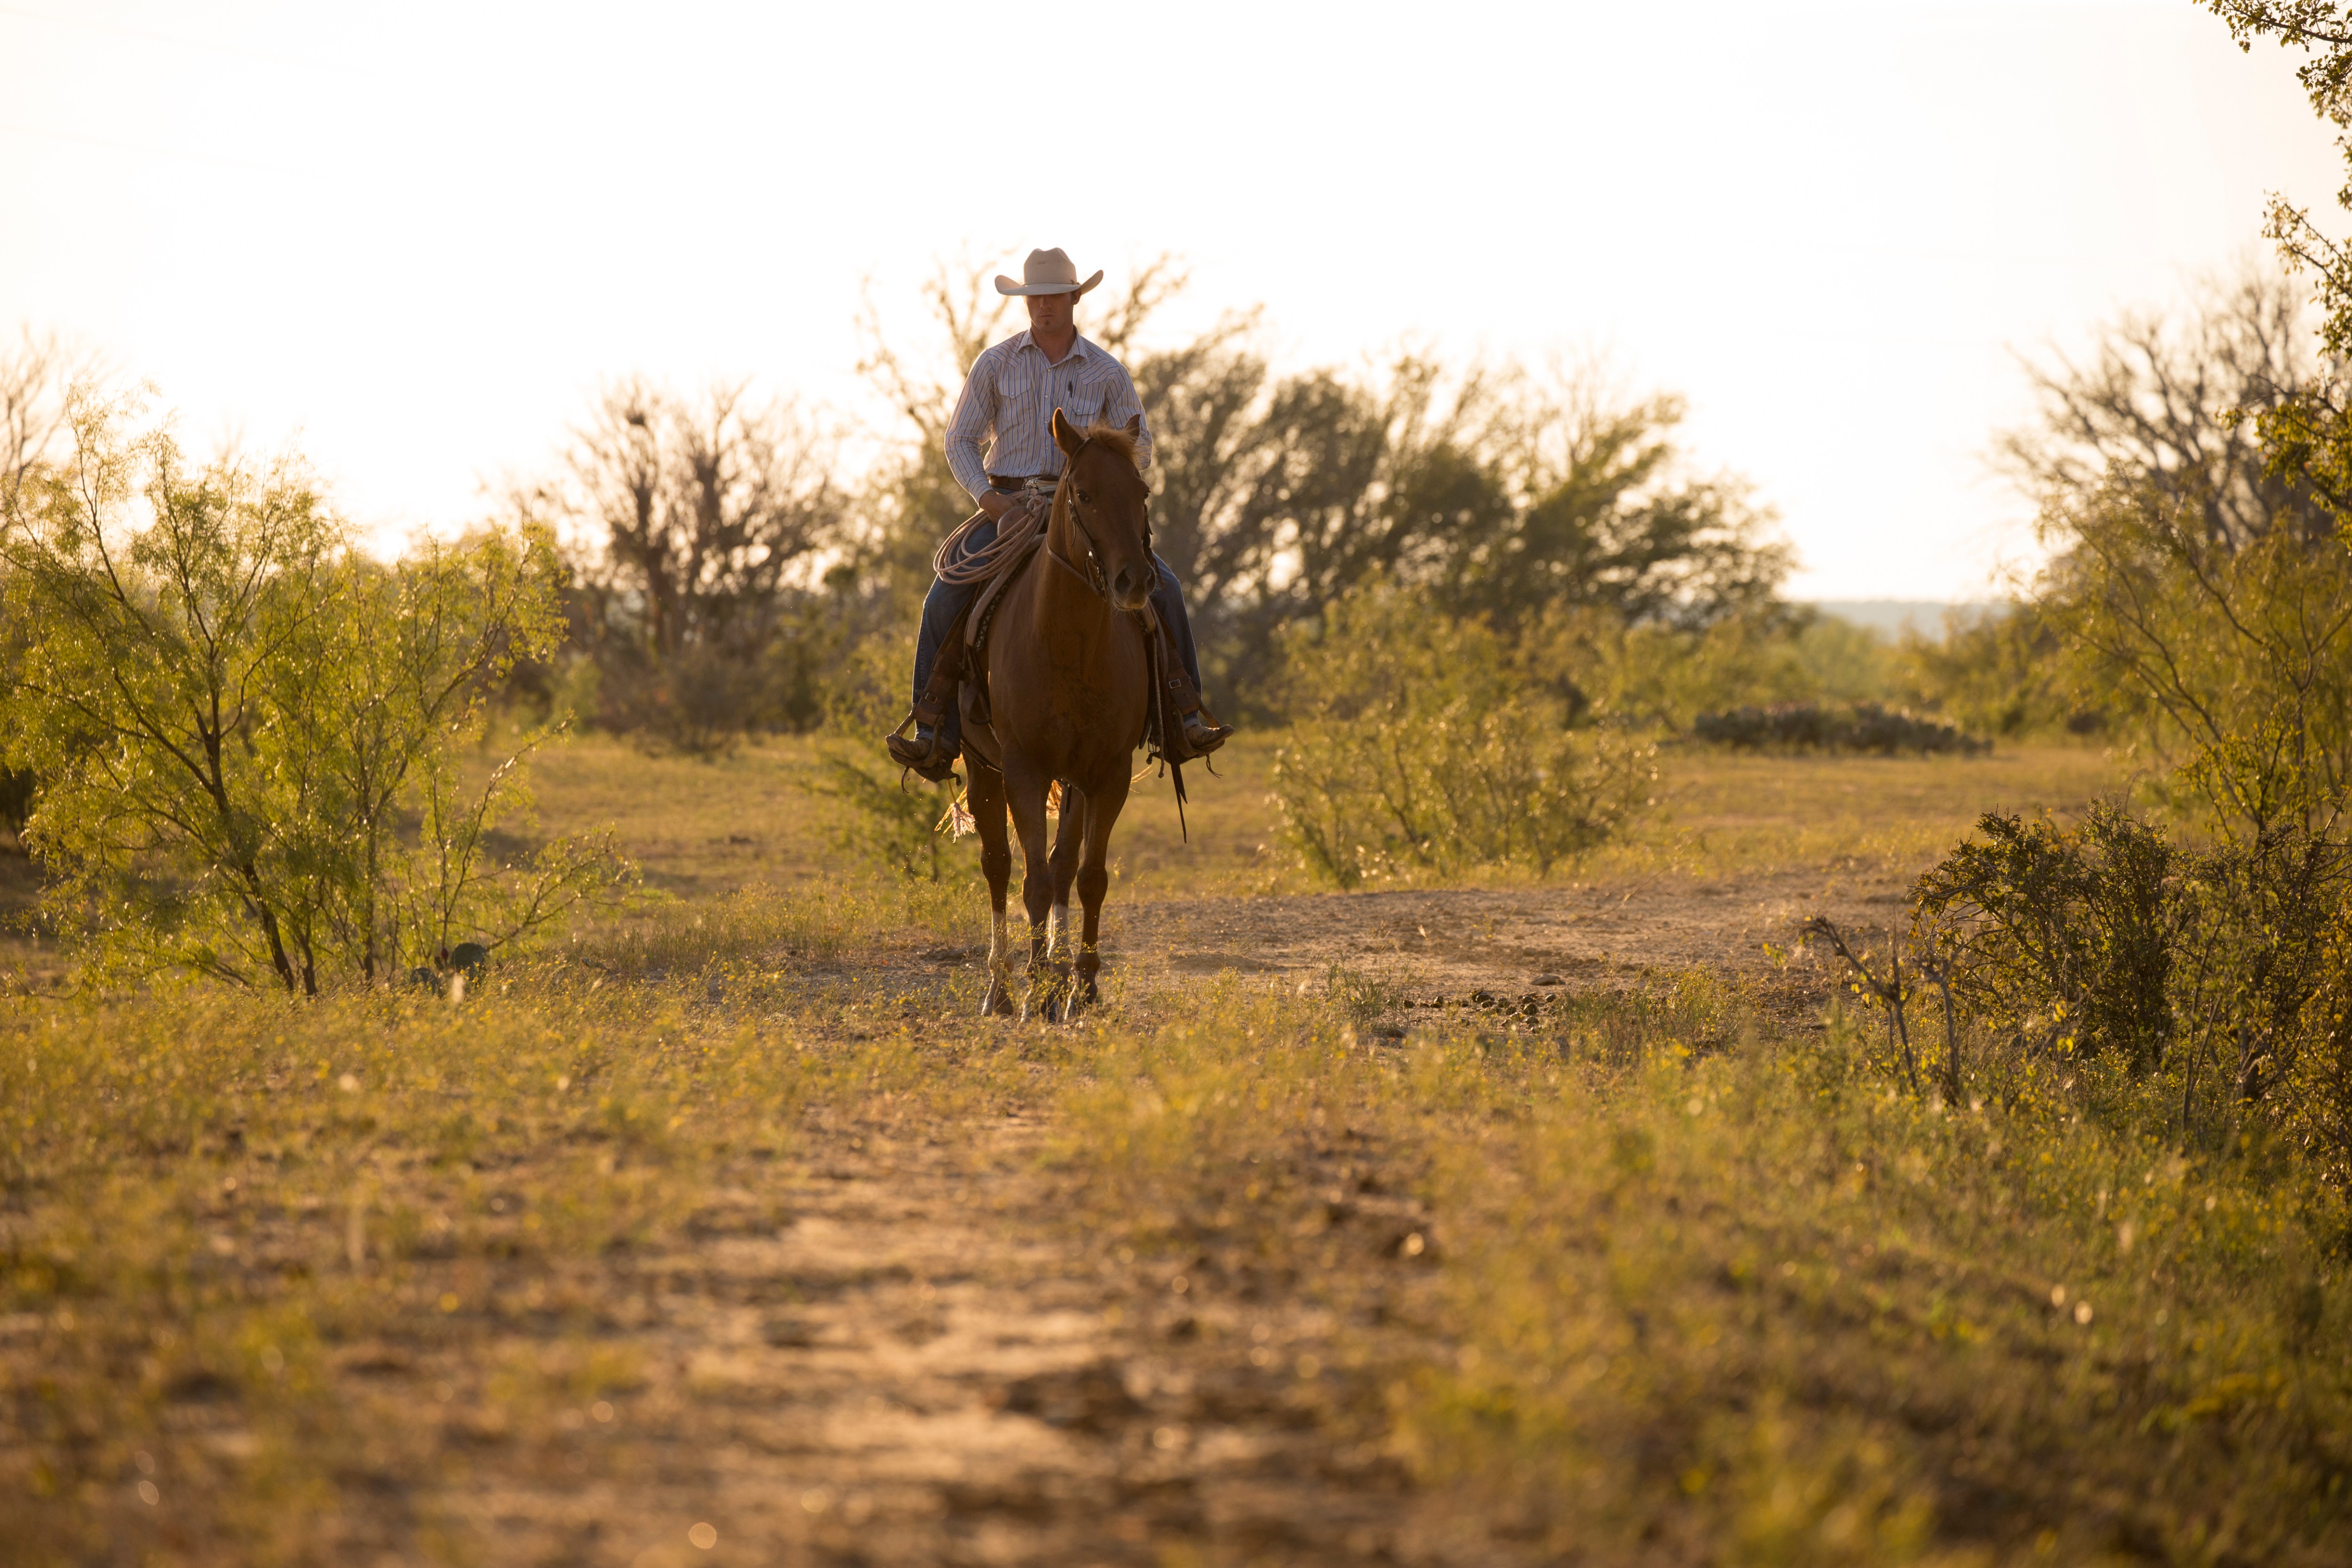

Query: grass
left=1047, top=975, right=2352, bottom=1564
left=516, top=731, right=1283, bottom=907
left=1609, top=741, right=2133, bottom=881
left=509, top=730, right=2120, bottom=908
left=0, top=918, right=1029, bottom=1564
left=9, top=733, right=2349, bottom=1563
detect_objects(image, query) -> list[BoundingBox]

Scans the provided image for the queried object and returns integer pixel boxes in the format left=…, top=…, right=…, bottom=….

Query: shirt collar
left=1015, top=329, right=1091, bottom=366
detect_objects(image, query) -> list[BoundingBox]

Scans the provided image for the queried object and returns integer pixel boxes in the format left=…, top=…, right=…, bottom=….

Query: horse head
left=1051, top=408, right=1155, bottom=613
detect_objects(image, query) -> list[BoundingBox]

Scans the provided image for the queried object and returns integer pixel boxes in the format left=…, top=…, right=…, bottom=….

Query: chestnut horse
left=958, top=410, right=1155, bottom=1020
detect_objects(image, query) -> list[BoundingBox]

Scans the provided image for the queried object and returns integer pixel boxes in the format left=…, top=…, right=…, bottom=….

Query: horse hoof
left=980, top=980, right=1014, bottom=1018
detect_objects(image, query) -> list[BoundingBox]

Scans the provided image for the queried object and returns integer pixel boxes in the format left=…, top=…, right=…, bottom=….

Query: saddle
left=904, top=497, right=1218, bottom=788
left=955, top=526, right=1044, bottom=730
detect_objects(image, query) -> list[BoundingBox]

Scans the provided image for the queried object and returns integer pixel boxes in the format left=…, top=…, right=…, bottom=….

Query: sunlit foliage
left=1270, top=581, right=1653, bottom=887
left=0, top=391, right=627, bottom=991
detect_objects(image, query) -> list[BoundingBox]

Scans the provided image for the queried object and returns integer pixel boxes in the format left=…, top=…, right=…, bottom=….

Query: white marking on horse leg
left=988, top=910, right=1012, bottom=978
left=1048, top=900, right=1071, bottom=960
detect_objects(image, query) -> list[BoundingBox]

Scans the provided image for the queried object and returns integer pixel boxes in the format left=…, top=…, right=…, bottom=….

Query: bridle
left=1042, top=437, right=1144, bottom=605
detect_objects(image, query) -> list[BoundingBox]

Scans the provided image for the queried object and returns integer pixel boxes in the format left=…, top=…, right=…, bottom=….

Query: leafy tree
left=553, top=378, right=841, bottom=749
left=2, top=326, right=93, bottom=516
left=1996, top=267, right=2343, bottom=772
left=1169, top=354, right=1790, bottom=702
left=1892, top=602, right=2085, bottom=738
left=1241, top=358, right=1514, bottom=625
left=1999, top=265, right=2322, bottom=550
left=1872, top=14, right=2352, bottom=1163
left=1125, top=308, right=1275, bottom=612
left=0, top=326, right=98, bottom=832
left=2048, top=483, right=2352, bottom=845
left=1453, top=375, right=1789, bottom=627
left=0, top=390, right=626, bottom=992
left=2199, top=4, right=2352, bottom=510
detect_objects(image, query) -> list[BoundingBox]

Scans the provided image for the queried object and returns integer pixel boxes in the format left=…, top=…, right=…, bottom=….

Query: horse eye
left=1075, top=490, right=1090, bottom=504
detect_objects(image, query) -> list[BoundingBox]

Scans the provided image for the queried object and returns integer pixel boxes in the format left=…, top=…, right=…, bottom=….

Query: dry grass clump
left=1052, top=976, right=2352, bottom=1565
left=568, top=876, right=970, bottom=981
left=0, top=932, right=1012, bottom=1564
left=6, top=874, right=2351, bottom=1564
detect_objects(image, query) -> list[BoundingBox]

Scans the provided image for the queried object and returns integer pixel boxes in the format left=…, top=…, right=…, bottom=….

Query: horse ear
left=1051, top=407, right=1083, bottom=456
left=1123, top=414, right=1142, bottom=441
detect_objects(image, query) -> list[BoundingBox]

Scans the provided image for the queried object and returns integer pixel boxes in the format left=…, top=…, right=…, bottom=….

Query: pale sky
left=1, top=0, right=2341, bottom=598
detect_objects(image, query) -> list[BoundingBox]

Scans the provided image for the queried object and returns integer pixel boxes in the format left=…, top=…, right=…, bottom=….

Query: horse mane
left=1073, top=423, right=1140, bottom=470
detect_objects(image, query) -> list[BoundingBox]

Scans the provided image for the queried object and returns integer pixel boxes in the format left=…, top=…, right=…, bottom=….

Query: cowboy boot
left=886, top=717, right=959, bottom=781
left=886, top=692, right=961, bottom=781
left=886, top=621, right=972, bottom=778
left=1180, top=708, right=1233, bottom=756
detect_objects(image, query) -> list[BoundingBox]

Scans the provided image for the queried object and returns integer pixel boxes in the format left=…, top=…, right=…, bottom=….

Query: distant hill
left=1799, top=599, right=2003, bottom=640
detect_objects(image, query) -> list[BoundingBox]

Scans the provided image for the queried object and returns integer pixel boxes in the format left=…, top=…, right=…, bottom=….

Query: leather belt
left=988, top=473, right=1061, bottom=492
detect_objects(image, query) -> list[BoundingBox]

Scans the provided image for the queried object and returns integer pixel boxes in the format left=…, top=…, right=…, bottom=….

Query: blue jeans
left=914, top=514, right=1203, bottom=752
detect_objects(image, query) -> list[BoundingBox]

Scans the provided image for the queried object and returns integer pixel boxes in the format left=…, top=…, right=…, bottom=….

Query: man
left=887, top=247, right=1232, bottom=777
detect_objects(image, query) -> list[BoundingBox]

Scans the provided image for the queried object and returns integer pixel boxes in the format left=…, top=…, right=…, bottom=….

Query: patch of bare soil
left=392, top=1113, right=1438, bottom=1567
left=1106, top=863, right=1910, bottom=1014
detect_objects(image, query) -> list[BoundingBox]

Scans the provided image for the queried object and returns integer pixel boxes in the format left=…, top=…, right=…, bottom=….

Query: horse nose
left=1112, top=566, right=1143, bottom=602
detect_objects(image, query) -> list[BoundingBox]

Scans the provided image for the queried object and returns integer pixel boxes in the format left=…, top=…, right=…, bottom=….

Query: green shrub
left=1892, top=601, right=2093, bottom=738
left=1912, top=802, right=2352, bottom=1171
left=1270, top=582, right=1651, bottom=888
left=0, top=390, right=629, bottom=991
left=1530, top=607, right=1814, bottom=730
left=1912, top=804, right=2181, bottom=1074
left=1694, top=701, right=1987, bottom=756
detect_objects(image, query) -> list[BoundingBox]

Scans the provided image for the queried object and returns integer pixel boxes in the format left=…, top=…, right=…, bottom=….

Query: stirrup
left=1175, top=709, right=1232, bottom=761
left=886, top=715, right=959, bottom=782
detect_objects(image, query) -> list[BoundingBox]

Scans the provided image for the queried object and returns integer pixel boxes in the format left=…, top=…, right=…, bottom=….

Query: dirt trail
left=1105, top=864, right=1911, bottom=1003
left=425, top=874, right=1892, bottom=1564
left=435, top=1111, right=1433, bottom=1567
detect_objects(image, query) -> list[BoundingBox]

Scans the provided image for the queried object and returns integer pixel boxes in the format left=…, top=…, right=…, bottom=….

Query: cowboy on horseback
left=886, top=247, right=1232, bottom=778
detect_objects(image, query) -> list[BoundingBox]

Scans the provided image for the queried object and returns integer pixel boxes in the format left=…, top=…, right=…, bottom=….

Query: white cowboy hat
left=995, top=247, right=1103, bottom=297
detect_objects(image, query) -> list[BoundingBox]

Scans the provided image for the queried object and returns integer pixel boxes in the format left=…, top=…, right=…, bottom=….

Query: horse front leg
left=1045, top=785, right=1085, bottom=972
left=1003, top=763, right=1060, bottom=1022
left=1065, top=775, right=1129, bottom=1021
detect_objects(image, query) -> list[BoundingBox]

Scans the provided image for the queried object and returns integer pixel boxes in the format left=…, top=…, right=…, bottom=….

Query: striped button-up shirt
left=944, top=330, right=1152, bottom=502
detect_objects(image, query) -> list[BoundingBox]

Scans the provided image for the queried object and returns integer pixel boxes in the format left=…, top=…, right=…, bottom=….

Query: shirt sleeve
left=1102, top=359, right=1152, bottom=472
left=944, top=350, right=997, bottom=502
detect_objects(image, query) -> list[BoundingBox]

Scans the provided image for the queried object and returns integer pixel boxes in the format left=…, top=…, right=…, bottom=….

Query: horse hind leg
left=1003, top=763, right=1061, bottom=1022
left=967, top=764, right=1016, bottom=1018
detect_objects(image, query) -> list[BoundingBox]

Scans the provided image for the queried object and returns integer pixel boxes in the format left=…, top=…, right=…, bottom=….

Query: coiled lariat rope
left=931, top=481, right=1056, bottom=586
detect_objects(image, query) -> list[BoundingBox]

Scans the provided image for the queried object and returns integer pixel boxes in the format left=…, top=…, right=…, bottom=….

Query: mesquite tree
left=0, top=388, right=627, bottom=992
